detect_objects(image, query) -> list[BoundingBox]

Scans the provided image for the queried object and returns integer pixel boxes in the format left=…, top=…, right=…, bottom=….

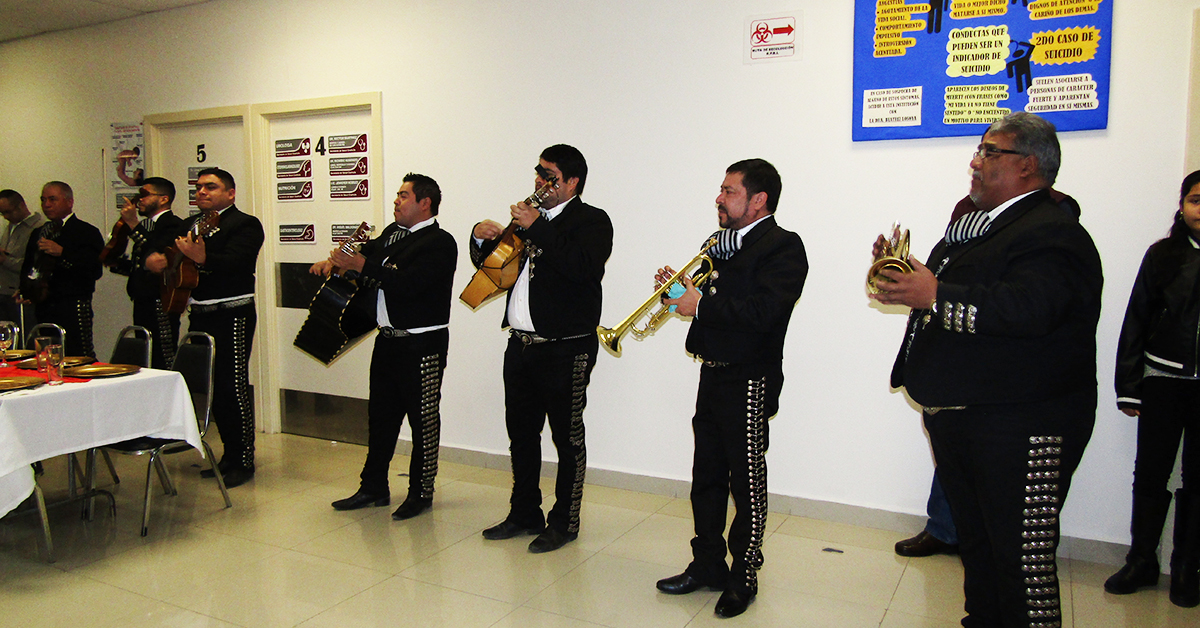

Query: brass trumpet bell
left=866, top=225, right=912, bottom=294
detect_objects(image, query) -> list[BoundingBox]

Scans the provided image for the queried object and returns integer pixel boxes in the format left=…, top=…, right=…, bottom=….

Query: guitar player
left=146, top=167, right=264, bottom=488
left=312, top=173, right=457, bottom=520
left=18, top=181, right=104, bottom=358
left=469, top=144, right=613, bottom=554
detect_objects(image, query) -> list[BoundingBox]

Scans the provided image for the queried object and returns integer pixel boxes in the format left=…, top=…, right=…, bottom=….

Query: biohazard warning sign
left=745, top=14, right=802, bottom=63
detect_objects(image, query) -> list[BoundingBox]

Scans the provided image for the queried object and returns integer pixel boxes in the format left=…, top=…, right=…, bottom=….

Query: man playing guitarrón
left=316, top=173, right=457, bottom=520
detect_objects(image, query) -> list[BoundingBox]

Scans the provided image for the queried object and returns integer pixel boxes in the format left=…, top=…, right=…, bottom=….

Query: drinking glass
left=0, top=321, right=15, bottom=368
left=34, top=336, right=52, bottom=373
left=45, top=343, right=64, bottom=385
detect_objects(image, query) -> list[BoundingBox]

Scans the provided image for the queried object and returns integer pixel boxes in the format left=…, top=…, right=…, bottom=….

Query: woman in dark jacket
left=1106, top=169, right=1200, bottom=608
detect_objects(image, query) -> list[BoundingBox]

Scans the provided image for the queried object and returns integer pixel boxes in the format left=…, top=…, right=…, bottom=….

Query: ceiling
left=0, top=0, right=212, bottom=44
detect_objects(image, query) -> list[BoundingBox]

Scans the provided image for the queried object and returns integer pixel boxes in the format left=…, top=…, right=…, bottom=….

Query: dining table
left=0, top=360, right=203, bottom=525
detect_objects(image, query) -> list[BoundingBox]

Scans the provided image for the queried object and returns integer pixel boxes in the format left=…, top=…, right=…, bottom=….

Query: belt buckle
left=521, top=332, right=535, bottom=346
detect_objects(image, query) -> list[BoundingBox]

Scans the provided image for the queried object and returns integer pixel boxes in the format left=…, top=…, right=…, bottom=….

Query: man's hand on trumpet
left=867, top=234, right=939, bottom=309
left=655, top=265, right=701, bottom=317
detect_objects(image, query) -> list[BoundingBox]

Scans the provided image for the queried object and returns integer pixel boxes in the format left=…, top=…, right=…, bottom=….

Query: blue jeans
left=924, top=471, right=959, bottom=545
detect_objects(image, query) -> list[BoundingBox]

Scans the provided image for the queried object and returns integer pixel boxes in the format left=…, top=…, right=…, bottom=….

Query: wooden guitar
left=293, top=222, right=378, bottom=364
left=98, top=218, right=132, bottom=267
left=161, top=211, right=221, bottom=314
left=459, top=174, right=559, bottom=309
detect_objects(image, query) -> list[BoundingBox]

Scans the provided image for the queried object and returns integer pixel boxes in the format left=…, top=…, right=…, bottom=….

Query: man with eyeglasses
left=870, top=112, right=1102, bottom=627
left=106, top=177, right=184, bottom=368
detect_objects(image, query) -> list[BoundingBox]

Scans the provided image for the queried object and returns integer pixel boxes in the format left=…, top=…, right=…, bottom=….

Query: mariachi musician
left=19, top=181, right=104, bottom=358
left=470, top=144, right=613, bottom=554
left=317, top=173, right=457, bottom=520
left=146, top=168, right=263, bottom=488
left=105, top=177, right=184, bottom=368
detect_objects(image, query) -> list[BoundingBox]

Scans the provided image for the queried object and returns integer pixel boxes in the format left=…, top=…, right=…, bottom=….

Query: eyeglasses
left=974, top=145, right=1025, bottom=161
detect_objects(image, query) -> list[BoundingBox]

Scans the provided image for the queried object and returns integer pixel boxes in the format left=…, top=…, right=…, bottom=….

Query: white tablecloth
left=0, top=369, right=202, bottom=518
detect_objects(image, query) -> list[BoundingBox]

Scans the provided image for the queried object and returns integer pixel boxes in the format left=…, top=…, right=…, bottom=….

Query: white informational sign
left=862, top=86, right=923, bottom=128
left=744, top=13, right=802, bottom=63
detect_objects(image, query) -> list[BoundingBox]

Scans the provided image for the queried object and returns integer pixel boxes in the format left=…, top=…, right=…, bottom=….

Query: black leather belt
left=378, top=327, right=412, bottom=338
left=701, top=359, right=730, bottom=368
left=190, top=296, right=254, bottom=314
left=510, top=330, right=591, bottom=346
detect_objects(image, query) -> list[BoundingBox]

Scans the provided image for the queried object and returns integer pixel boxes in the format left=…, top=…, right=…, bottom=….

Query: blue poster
left=852, top=0, right=1113, bottom=142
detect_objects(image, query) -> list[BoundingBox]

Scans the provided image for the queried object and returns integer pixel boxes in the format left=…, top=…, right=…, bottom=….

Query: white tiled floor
left=1, top=433, right=1196, bottom=627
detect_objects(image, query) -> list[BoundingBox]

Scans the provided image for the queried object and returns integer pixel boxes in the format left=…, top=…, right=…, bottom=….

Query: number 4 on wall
left=315, top=136, right=326, bottom=156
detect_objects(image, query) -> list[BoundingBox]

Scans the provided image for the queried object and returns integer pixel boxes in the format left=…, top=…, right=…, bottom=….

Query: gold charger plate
left=2, top=350, right=36, bottom=361
left=17, top=356, right=95, bottom=370
left=64, top=364, right=141, bottom=378
left=0, top=375, right=44, bottom=392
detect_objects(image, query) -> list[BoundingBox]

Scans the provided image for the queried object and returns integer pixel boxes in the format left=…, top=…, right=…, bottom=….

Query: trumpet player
left=653, top=158, right=807, bottom=618
left=870, top=113, right=1101, bottom=627
left=471, top=145, right=613, bottom=553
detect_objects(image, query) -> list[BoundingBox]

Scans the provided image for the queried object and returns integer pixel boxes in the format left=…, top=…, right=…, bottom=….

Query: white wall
left=1, top=0, right=1196, bottom=544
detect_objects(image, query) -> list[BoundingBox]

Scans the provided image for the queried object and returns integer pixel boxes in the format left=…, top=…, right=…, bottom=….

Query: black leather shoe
left=895, top=530, right=959, bottom=557
left=332, top=490, right=391, bottom=511
left=482, top=519, right=545, bottom=540
left=391, top=496, right=432, bottom=520
left=200, top=457, right=236, bottom=479
left=220, top=466, right=255, bottom=488
left=714, top=588, right=755, bottom=618
left=656, top=572, right=721, bottom=595
left=528, top=527, right=577, bottom=553
left=1104, top=555, right=1160, bottom=594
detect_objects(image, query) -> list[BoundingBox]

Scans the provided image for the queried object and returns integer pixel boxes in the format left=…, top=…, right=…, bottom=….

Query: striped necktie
left=385, top=226, right=409, bottom=247
left=944, top=210, right=992, bottom=244
left=705, top=228, right=741, bottom=260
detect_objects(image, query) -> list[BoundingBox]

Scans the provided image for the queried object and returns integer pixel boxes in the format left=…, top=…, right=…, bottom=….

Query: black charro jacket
left=107, top=210, right=186, bottom=301
left=173, top=205, right=264, bottom=301
left=470, top=197, right=612, bottom=338
left=1114, top=236, right=1200, bottom=409
left=684, top=216, right=808, bottom=365
left=357, top=221, right=457, bottom=330
left=890, top=189, right=1103, bottom=407
left=20, top=212, right=104, bottom=300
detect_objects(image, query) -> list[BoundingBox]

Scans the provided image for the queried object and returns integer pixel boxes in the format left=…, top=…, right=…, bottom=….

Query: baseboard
left=407, top=441, right=1129, bottom=567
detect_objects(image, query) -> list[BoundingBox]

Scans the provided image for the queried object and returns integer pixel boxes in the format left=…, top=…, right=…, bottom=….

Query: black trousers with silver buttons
left=502, top=334, right=597, bottom=534
left=360, top=329, right=447, bottom=498
left=686, top=361, right=782, bottom=595
left=189, top=303, right=257, bottom=470
left=925, top=390, right=1094, bottom=628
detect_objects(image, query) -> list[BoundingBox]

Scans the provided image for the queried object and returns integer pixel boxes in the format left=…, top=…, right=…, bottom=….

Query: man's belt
left=378, top=326, right=411, bottom=338
left=189, top=296, right=254, bottom=314
left=701, top=359, right=730, bottom=368
left=924, top=405, right=968, bottom=415
left=509, top=330, right=591, bottom=346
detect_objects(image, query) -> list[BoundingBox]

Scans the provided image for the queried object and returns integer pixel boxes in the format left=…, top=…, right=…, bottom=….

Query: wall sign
left=852, top=0, right=1112, bottom=141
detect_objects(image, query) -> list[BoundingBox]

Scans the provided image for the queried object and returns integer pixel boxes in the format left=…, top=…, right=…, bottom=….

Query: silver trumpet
left=597, top=237, right=717, bottom=356
left=866, top=224, right=912, bottom=294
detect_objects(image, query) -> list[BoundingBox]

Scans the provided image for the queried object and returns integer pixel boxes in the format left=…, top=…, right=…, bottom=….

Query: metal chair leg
left=100, top=449, right=120, bottom=485
left=203, top=441, right=232, bottom=508
left=32, top=481, right=54, bottom=563
left=67, top=452, right=81, bottom=498
left=141, top=451, right=158, bottom=536
left=82, top=450, right=97, bottom=521
left=153, top=454, right=175, bottom=496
